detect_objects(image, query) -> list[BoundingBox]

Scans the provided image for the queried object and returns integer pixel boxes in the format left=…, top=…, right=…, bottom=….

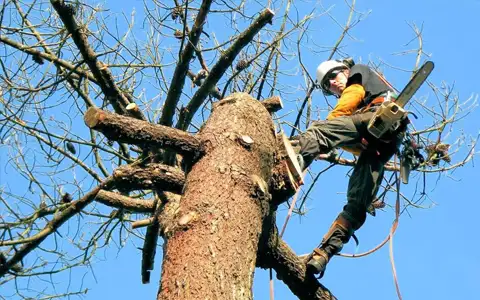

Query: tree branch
left=113, top=163, right=185, bottom=194
left=261, top=96, right=283, bottom=114
left=95, top=190, right=155, bottom=212
left=159, top=0, right=214, bottom=126
left=0, top=177, right=115, bottom=278
left=256, top=213, right=336, bottom=300
left=176, top=8, right=275, bottom=131
left=0, top=34, right=97, bottom=84
left=50, top=0, right=145, bottom=120
left=84, top=107, right=205, bottom=159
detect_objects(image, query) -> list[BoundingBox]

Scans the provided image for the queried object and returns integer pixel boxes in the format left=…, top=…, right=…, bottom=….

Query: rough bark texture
left=84, top=107, right=205, bottom=159
left=113, top=163, right=185, bottom=193
left=158, top=93, right=276, bottom=300
left=257, top=213, right=336, bottom=300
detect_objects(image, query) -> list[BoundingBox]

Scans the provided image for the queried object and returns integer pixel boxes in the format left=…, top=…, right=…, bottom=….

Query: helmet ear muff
left=341, top=57, right=355, bottom=68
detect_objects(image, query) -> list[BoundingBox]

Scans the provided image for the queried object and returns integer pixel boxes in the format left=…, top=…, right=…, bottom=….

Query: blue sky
left=1, top=0, right=479, bottom=299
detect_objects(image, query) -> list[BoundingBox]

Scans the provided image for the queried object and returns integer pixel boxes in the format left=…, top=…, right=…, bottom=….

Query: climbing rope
left=270, top=154, right=404, bottom=300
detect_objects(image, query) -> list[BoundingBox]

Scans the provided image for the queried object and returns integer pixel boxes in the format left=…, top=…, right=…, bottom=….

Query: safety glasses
left=322, top=69, right=343, bottom=91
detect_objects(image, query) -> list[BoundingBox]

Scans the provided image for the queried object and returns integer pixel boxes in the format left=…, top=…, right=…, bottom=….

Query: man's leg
left=298, top=116, right=361, bottom=170
left=307, top=151, right=385, bottom=276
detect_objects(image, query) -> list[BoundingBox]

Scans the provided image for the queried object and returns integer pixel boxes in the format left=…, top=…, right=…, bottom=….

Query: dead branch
left=0, top=177, right=115, bottom=278
left=95, top=190, right=155, bottom=213
left=113, top=163, right=185, bottom=194
left=84, top=107, right=205, bottom=159
left=131, top=217, right=155, bottom=229
left=176, top=8, right=275, bottom=131
left=159, top=0, right=214, bottom=126
left=142, top=197, right=163, bottom=284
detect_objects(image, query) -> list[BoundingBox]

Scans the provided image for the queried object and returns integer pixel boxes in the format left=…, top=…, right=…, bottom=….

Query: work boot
left=306, top=215, right=353, bottom=277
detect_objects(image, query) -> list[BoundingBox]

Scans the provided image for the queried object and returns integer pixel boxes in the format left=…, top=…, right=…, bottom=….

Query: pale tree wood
left=261, top=95, right=283, bottom=113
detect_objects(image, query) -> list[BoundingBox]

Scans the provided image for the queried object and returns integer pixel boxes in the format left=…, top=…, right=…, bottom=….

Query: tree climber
left=296, top=59, right=406, bottom=277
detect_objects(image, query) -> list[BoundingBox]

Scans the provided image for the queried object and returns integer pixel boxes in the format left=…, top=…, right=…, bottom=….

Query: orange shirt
left=327, top=84, right=366, bottom=120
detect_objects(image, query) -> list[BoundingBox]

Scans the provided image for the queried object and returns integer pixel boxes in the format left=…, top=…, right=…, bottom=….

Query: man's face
left=326, top=69, right=349, bottom=96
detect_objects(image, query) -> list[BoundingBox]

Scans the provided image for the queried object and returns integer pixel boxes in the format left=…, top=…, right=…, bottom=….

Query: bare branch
left=159, top=0, right=214, bottom=126
left=0, top=35, right=97, bottom=84
left=95, top=190, right=155, bottom=212
left=176, top=8, right=275, bottom=131
left=50, top=0, right=145, bottom=120
left=0, top=177, right=115, bottom=278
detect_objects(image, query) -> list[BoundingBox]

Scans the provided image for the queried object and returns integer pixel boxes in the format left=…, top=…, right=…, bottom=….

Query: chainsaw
left=367, top=61, right=434, bottom=184
left=367, top=61, right=435, bottom=139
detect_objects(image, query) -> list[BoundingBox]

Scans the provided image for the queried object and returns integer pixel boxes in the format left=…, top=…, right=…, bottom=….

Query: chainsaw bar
left=395, top=61, right=435, bottom=108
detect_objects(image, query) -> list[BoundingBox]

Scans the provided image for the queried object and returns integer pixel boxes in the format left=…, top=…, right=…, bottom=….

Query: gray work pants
left=299, top=112, right=400, bottom=230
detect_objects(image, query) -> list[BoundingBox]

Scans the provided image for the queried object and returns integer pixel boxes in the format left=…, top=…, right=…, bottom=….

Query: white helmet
left=316, top=60, right=348, bottom=94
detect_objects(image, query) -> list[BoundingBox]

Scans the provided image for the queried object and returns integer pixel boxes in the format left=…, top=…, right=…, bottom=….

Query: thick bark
left=84, top=107, right=205, bottom=159
left=158, top=93, right=276, bottom=300
left=113, top=163, right=185, bottom=193
left=256, top=213, right=336, bottom=300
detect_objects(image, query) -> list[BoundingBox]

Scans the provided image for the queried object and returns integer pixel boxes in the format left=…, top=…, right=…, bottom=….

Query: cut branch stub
left=84, top=107, right=205, bottom=159
left=113, top=163, right=185, bottom=193
left=261, top=95, right=283, bottom=113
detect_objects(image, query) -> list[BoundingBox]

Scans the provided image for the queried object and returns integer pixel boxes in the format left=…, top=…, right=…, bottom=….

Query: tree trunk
left=158, top=93, right=276, bottom=300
